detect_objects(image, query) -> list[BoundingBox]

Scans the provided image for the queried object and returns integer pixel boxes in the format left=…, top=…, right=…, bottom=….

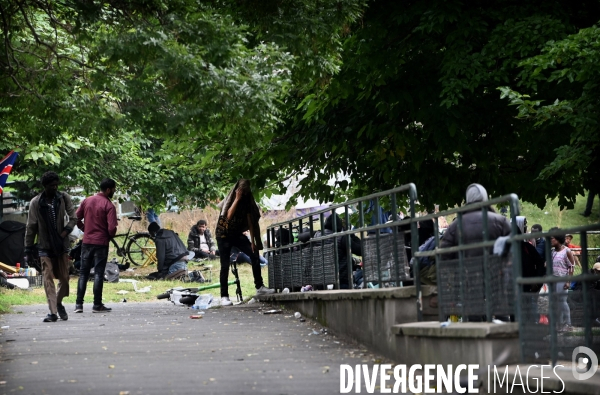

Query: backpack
left=89, top=258, right=120, bottom=282
left=105, top=259, right=120, bottom=283
left=418, top=236, right=437, bottom=268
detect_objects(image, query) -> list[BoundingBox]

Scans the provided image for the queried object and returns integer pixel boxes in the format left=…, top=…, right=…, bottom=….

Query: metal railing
left=412, top=194, right=521, bottom=322
left=264, top=184, right=422, bottom=311
left=513, top=226, right=600, bottom=365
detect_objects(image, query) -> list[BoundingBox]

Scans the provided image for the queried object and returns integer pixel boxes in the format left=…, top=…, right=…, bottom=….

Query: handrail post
left=344, top=205, right=352, bottom=289
left=409, top=184, right=422, bottom=321
left=332, top=208, right=340, bottom=289
left=482, top=207, right=492, bottom=322
left=374, top=198, right=382, bottom=287
left=391, top=193, right=401, bottom=286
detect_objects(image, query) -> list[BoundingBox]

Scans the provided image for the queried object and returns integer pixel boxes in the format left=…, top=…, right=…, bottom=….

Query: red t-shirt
left=76, top=193, right=118, bottom=246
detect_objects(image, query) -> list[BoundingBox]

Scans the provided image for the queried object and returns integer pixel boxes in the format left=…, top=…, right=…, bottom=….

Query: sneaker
left=221, top=297, right=233, bottom=306
left=57, top=304, right=68, bottom=321
left=255, top=286, right=275, bottom=295
left=74, top=304, right=83, bottom=313
left=92, top=305, right=112, bottom=313
left=43, top=314, right=58, bottom=322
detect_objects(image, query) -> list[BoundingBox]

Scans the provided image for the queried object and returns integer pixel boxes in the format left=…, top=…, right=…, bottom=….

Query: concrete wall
left=257, top=286, right=438, bottom=361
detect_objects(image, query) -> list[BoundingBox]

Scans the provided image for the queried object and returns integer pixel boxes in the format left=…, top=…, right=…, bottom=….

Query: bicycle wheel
left=126, top=233, right=155, bottom=266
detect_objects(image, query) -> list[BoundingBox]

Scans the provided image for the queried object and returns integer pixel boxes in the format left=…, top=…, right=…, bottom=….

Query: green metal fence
left=264, top=183, right=421, bottom=310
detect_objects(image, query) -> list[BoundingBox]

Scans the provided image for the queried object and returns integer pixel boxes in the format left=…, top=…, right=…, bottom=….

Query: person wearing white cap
left=440, top=183, right=511, bottom=258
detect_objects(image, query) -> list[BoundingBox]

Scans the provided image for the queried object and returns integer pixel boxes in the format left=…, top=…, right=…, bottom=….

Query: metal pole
left=408, top=185, right=421, bottom=321
left=375, top=198, right=382, bottom=287
left=391, top=193, right=401, bottom=286
left=546, top=236, right=558, bottom=366
left=457, top=212, right=465, bottom=321
left=482, top=207, right=492, bottom=322
left=332, top=208, right=340, bottom=289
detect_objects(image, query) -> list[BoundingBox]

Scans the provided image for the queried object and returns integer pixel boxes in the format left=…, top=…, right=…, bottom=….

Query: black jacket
left=155, top=229, right=188, bottom=275
left=441, top=208, right=511, bottom=259
left=187, top=226, right=216, bottom=253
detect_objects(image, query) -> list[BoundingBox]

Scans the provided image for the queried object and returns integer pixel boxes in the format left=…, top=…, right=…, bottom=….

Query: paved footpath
left=0, top=302, right=381, bottom=395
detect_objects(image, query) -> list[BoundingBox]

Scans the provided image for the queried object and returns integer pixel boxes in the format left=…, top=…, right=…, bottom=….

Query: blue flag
left=0, top=150, right=18, bottom=194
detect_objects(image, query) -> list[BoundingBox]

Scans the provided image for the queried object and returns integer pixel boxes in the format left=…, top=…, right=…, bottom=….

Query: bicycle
left=109, top=216, right=155, bottom=267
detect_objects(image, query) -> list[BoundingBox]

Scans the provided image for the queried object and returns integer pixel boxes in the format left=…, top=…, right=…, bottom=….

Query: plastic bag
left=192, top=294, right=213, bottom=310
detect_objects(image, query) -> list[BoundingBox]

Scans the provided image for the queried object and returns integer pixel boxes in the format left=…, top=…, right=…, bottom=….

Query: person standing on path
left=74, top=178, right=118, bottom=313
left=24, top=171, right=77, bottom=322
left=215, top=179, right=274, bottom=306
left=549, top=230, right=576, bottom=332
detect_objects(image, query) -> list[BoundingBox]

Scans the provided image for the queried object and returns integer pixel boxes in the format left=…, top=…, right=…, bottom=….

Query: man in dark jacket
left=25, top=171, right=77, bottom=322
left=150, top=222, right=189, bottom=277
left=187, top=220, right=218, bottom=260
left=531, top=224, right=546, bottom=260
left=440, top=183, right=511, bottom=258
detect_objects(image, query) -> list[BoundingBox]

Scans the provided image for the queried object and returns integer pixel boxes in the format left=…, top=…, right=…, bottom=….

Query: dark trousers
left=584, top=191, right=597, bottom=215
left=217, top=235, right=263, bottom=297
left=76, top=244, right=108, bottom=306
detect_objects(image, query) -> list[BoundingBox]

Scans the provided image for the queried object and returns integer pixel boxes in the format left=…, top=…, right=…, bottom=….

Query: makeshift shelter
left=0, top=220, right=25, bottom=266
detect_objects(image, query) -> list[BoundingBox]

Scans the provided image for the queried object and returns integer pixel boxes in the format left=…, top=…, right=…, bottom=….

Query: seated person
left=231, top=231, right=267, bottom=267
left=187, top=220, right=219, bottom=260
left=149, top=222, right=189, bottom=277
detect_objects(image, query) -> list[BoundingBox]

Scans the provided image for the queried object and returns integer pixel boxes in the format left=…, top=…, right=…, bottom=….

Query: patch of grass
left=520, top=192, right=600, bottom=247
left=0, top=259, right=266, bottom=312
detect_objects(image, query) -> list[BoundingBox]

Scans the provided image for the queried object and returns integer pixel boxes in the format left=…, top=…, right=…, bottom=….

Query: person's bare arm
left=248, top=214, right=255, bottom=253
left=227, top=188, right=243, bottom=220
left=566, top=249, right=576, bottom=275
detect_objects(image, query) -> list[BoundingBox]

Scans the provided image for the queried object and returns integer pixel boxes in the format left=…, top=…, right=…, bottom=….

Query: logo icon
left=572, top=346, right=598, bottom=381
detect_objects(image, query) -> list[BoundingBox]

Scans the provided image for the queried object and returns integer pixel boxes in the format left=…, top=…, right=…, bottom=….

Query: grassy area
left=0, top=259, right=265, bottom=313
left=519, top=192, right=600, bottom=246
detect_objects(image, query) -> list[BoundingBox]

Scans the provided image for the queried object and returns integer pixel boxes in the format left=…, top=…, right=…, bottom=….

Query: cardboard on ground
left=0, top=262, right=18, bottom=273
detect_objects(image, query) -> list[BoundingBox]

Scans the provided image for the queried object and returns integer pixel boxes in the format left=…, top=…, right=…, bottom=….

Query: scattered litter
left=118, top=279, right=151, bottom=293
left=1, top=326, right=9, bottom=329
left=282, top=288, right=290, bottom=294
left=322, top=366, right=330, bottom=374
left=535, top=352, right=540, bottom=359
left=294, top=312, right=301, bottom=319
left=247, top=298, right=257, bottom=305
left=193, top=294, right=213, bottom=310
left=190, top=315, right=203, bottom=319
left=119, top=391, right=130, bottom=395
left=122, top=299, right=127, bottom=303
left=492, top=319, right=505, bottom=324
left=440, top=322, right=450, bottom=328
left=299, top=318, right=306, bottom=322
left=125, top=268, right=135, bottom=272
left=311, top=330, right=320, bottom=335
left=109, top=365, right=115, bottom=369
left=116, top=290, right=128, bottom=295
left=263, top=310, right=282, bottom=315
left=301, top=285, right=313, bottom=292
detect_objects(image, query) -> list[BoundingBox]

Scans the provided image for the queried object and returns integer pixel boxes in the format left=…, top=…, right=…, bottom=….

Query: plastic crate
left=26, top=275, right=43, bottom=287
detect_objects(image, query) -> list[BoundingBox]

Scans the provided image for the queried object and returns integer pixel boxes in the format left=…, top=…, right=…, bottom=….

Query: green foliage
left=250, top=0, right=600, bottom=210
left=499, top=24, right=600, bottom=207
left=1, top=0, right=363, bottom=206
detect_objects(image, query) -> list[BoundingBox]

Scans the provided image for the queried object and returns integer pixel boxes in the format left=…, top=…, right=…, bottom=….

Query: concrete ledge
left=392, top=322, right=519, bottom=338
left=254, top=286, right=439, bottom=362
left=256, top=285, right=437, bottom=302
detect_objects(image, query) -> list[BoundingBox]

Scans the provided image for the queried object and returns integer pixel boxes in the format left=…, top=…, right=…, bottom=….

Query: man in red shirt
left=565, top=234, right=582, bottom=268
left=74, top=178, right=118, bottom=313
